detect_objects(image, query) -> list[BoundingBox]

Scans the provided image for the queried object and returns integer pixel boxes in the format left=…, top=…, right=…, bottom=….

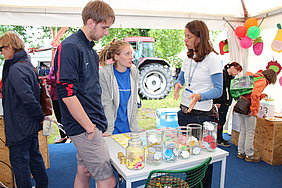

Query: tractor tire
left=138, top=64, right=173, bottom=99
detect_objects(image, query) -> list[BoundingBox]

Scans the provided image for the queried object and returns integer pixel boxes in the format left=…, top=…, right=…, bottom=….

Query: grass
left=47, top=89, right=182, bottom=144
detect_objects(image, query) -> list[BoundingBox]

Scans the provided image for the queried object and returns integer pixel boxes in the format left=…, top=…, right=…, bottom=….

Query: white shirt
left=181, top=52, right=222, bottom=111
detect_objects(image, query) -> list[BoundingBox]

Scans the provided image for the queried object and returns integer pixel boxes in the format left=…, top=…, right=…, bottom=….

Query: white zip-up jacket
left=99, top=64, right=142, bottom=135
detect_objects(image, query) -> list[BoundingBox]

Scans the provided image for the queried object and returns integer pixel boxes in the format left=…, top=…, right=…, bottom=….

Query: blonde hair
left=0, top=31, right=25, bottom=52
left=99, top=39, right=130, bottom=66
left=82, top=0, right=115, bottom=25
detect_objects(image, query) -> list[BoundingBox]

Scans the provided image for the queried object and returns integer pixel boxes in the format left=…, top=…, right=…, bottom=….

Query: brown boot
left=245, top=155, right=261, bottom=162
left=237, top=153, right=246, bottom=159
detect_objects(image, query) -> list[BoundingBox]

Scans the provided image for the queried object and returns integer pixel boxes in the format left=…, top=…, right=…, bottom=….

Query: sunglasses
left=0, top=46, right=5, bottom=52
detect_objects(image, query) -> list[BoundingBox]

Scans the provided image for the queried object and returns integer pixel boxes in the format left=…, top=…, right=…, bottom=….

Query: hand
left=86, top=124, right=96, bottom=140
left=174, top=83, right=183, bottom=100
left=44, top=116, right=51, bottom=121
left=216, top=104, right=221, bottom=109
left=102, top=133, right=109, bottom=137
left=188, top=93, right=201, bottom=113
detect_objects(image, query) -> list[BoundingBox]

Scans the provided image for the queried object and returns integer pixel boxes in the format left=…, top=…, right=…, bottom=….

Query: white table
left=104, top=136, right=229, bottom=188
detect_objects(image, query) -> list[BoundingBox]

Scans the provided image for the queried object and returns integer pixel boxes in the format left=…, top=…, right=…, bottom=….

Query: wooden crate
left=0, top=117, right=49, bottom=187
left=231, top=117, right=282, bottom=165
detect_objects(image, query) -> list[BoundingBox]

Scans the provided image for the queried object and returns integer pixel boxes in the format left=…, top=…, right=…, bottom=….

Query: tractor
left=124, top=37, right=173, bottom=100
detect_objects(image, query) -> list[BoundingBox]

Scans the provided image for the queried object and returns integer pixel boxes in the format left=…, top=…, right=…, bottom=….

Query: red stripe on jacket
left=56, top=44, right=62, bottom=84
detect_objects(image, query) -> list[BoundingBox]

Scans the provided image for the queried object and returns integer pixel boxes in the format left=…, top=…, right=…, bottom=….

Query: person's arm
left=200, top=73, right=223, bottom=101
left=9, top=64, right=45, bottom=122
left=174, top=71, right=185, bottom=100
left=62, top=96, right=96, bottom=134
left=99, top=68, right=115, bottom=136
left=55, top=43, right=96, bottom=138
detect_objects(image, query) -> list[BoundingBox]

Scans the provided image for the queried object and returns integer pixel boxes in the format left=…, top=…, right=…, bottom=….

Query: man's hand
left=174, top=83, right=183, bottom=100
left=86, top=124, right=96, bottom=140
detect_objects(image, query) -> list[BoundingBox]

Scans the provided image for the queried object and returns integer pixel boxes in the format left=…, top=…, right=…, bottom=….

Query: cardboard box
left=0, top=117, right=49, bottom=187
left=156, top=108, right=179, bottom=129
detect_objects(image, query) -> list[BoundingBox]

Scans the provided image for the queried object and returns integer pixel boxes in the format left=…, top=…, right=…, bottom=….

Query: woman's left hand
left=188, top=93, right=201, bottom=113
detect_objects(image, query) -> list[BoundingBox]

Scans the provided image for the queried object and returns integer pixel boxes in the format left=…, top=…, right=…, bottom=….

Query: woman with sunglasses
left=0, top=31, right=48, bottom=188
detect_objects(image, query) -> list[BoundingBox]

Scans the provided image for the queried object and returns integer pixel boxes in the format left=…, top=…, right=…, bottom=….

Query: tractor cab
left=124, top=37, right=155, bottom=64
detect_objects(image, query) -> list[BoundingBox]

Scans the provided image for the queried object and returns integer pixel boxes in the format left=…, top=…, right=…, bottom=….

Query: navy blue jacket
left=2, top=50, right=44, bottom=146
left=54, top=29, right=107, bottom=136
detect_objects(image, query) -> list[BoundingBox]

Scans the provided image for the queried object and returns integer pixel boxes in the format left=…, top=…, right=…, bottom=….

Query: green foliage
left=100, top=28, right=149, bottom=46
left=149, top=29, right=185, bottom=67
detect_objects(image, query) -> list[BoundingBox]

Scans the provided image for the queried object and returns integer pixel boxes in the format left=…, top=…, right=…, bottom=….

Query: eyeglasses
left=0, top=46, right=5, bottom=52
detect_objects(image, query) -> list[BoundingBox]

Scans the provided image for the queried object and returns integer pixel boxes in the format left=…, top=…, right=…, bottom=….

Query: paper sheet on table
left=111, top=134, right=131, bottom=148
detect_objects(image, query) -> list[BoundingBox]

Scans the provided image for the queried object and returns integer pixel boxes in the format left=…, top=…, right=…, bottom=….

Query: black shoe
left=217, top=139, right=231, bottom=147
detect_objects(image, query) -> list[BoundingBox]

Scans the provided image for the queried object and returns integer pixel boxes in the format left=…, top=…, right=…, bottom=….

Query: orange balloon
left=244, top=18, right=258, bottom=30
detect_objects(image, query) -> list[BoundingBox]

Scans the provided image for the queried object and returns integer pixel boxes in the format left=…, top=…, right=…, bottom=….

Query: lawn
left=47, top=89, right=182, bottom=144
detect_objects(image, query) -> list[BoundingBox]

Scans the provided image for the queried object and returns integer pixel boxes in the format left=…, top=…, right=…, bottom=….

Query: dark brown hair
left=261, top=69, right=277, bottom=84
left=224, top=62, right=243, bottom=72
left=185, top=20, right=217, bottom=62
left=82, top=0, right=115, bottom=25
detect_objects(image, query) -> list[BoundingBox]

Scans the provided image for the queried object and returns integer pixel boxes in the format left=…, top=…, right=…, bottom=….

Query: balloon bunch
left=235, top=18, right=263, bottom=55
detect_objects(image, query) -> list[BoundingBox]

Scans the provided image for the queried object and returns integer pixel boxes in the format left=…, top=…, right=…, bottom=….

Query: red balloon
left=240, top=37, right=253, bottom=48
left=235, top=26, right=247, bottom=38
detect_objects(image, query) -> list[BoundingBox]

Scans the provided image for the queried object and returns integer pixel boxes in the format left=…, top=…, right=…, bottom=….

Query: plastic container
left=126, top=133, right=145, bottom=170
left=202, top=121, right=217, bottom=152
left=187, top=124, right=202, bottom=155
left=162, top=129, right=178, bottom=162
left=146, top=130, right=163, bottom=165
left=176, top=126, right=191, bottom=159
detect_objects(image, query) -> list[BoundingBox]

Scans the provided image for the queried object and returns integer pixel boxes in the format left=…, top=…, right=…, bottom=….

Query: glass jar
left=126, top=134, right=145, bottom=170
left=202, top=121, right=217, bottom=152
left=162, top=129, right=178, bottom=162
left=187, top=124, right=202, bottom=155
left=146, top=130, right=163, bottom=165
left=176, top=126, right=191, bottom=159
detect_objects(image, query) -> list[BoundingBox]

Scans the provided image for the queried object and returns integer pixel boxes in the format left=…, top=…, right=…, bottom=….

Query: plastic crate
left=156, top=108, right=179, bottom=129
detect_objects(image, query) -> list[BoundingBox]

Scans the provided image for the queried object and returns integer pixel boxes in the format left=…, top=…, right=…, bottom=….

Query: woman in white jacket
left=99, top=40, right=142, bottom=136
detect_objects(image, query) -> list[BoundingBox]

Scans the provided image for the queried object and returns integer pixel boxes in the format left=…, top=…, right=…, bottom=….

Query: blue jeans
left=9, top=133, right=48, bottom=188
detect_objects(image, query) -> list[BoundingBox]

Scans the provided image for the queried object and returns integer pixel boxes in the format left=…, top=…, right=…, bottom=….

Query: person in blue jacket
left=0, top=31, right=48, bottom=188
left=54, top=1, right=116, bottom=187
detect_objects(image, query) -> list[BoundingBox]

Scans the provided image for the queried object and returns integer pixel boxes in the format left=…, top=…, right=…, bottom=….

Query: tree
left=149, top=29, right=185, bottom=68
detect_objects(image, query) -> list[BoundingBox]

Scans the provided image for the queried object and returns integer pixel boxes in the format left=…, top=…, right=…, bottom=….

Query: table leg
left=126, top=180, right=131, bottom=188
left=220, top=157, right=226, bottom=188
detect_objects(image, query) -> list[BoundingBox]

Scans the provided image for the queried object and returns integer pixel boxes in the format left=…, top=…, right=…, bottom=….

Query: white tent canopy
left=0, top=0, right=281, bottom=30
left=1, top=0, right=282, bottom=112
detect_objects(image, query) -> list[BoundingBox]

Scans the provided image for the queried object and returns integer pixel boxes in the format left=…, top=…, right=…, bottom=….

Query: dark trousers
left=9, top=133, right=48, bottom=188
left=177, top=110, right=215, bottom=188
left=52, top=100, right=66, bottom=138
left=217, top=103, right=229, bottom=141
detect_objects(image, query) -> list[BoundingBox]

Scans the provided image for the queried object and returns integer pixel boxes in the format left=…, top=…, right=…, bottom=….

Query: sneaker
left=245, top=155, right=261, bottom=162
left=237, top=153, right=246, bottom=159
left=217, top=139, right=231, bottom=147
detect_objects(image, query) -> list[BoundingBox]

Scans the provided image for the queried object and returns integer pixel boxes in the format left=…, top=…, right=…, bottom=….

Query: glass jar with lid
left=126, top=133, right=145, bottom=170
left=162, top=129, right=178, bottom=162
left=202, top=121, right=217, bottom=152
left=146, top=130, right=163, bottom=165
left=187, top=124, right=202, bottom=155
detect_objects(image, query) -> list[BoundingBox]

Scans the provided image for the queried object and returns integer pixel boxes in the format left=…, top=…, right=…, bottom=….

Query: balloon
left=244, top=18, right=258, bottom=29
left=247, top=26, right=260, bottom=39
left=235, top=26, right=247, bottom=38
left=240, top=37, right=253, bottom=48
